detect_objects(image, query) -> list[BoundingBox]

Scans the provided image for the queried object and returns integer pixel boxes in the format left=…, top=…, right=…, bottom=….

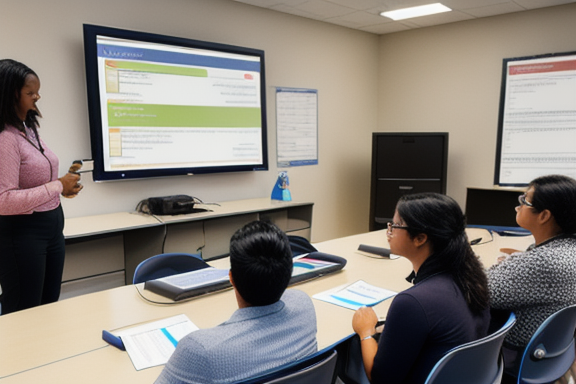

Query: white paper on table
left=313, top=280, right=397, bottom=310
left=114, top=314, right=199, bottom=370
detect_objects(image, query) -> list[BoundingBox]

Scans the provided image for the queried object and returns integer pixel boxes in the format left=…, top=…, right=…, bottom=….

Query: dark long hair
left=529, top=175, right=576, bottom=234
left=396, top=192, right=489, bottom=314
left=0, top=59, right=41, bottom=133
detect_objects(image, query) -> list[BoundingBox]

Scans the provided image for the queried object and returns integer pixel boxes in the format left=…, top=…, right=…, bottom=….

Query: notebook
left=144, top=251, right=347, bottom=301
left=289, top=252, right=346, bottom=285
left=144, top=267, right=232, bottom=301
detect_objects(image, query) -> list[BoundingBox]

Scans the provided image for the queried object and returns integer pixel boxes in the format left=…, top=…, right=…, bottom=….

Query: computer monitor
left=465, top=188, right=529, bottom=234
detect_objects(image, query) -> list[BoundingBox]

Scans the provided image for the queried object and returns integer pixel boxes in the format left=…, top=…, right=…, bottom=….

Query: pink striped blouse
left=0, top=125, right=63, bottom=215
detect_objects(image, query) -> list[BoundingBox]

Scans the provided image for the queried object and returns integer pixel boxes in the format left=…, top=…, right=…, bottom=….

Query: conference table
left=0, top=228, right=534, bottom=383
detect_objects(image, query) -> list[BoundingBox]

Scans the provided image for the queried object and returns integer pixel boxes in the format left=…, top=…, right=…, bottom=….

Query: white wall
left=1, top=0, right=379, bottom=242
left=377, top=3, right=576, bottom=210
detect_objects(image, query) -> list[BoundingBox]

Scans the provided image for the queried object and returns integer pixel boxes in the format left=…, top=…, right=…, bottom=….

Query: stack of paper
left=111, top=314, right=198, bottom=370
left=313, top=280, right=397, bottom=310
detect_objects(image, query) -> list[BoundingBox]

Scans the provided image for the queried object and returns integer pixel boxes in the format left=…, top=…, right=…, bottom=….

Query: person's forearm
left=360, top=336, right=378, bottom=381
left=0, top=182, right=59, bottom=215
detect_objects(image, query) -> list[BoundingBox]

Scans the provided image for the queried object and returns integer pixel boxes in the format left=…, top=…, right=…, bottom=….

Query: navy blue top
left=371, top=270, right=490, bottom=384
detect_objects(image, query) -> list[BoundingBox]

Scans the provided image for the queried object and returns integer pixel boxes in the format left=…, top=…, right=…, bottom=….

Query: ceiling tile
left=441, top=0, right=511, bottom=9
left=270, top=4, right=323, bottom=19
left=234, top=0, right=284, bottom=8
left=462, top=2, right=525, bottom=17
left=324, top=0, right=391, bottom=11
left=327, top=10, right=390, bottom=28
left=397, top=20, right=425, bottom=29
left=402, top=10, right=475, bottom=27
left=276, top=0, right=309, bottom=6
left=294, top=0, right=356, bottom=18
left=231, top=0, right=576, bottom=35
left=512, top=0, right=576, bottom=9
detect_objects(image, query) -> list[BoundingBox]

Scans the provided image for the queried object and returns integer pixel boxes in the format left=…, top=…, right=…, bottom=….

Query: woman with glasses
left=352, top=192, right=490, bottom=384
left=487, top=174, right=576, bottom=380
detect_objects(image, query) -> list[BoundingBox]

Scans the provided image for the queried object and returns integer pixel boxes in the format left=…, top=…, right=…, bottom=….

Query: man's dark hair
left=229, top=220, right=293, bottom=306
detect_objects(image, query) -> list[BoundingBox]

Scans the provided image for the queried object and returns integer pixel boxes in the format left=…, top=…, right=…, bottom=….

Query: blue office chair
left=132, top=252, right=208, bottom=284
left=265, top=350, right=338, bottom=384
left=516, top=304, right=576, bottom=384
left=240, top=349, right=338, bottom=384
left=424, top=312, right=517, bottom=384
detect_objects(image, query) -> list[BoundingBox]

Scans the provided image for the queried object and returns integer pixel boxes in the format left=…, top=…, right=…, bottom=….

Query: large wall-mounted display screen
left=83, top=24, right=268, bottom=181
left=494, top=50, right=576, bottom=186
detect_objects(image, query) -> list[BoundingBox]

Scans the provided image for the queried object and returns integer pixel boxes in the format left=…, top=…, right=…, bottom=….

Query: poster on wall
left=276, top=87, right=318, bottom=167
left=494, top=51, right=576, bottom=186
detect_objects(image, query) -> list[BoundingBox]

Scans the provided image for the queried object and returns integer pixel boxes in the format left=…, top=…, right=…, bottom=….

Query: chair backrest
left=288, top=235, right=318, bottom=256
left=425, top=312, right=517, bottom=384
left=132, top=252, right=207, bottom=284
left=517, top=304, right=576, bottom=384
left=263, top=350, right=338, bottom=384
left=238, top=349, right=338, bottom=384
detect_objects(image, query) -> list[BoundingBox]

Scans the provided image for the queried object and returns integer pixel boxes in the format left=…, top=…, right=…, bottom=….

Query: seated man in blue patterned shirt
left=156, top=220, right=318, bottom=384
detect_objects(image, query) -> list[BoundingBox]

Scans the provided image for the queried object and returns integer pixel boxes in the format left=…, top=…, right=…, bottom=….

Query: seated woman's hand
left=352, top=306, right=378, bottom=339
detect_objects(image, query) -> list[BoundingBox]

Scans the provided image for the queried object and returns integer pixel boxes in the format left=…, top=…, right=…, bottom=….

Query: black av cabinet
left=369, top=132, right=449, bottom=231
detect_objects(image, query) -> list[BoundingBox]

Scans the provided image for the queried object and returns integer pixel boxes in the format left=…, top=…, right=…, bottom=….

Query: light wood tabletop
left=0, top=228, right=534, bottom=383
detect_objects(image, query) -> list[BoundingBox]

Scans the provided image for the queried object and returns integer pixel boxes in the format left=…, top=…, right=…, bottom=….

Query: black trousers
left=0, top=205, right=65, bottom=314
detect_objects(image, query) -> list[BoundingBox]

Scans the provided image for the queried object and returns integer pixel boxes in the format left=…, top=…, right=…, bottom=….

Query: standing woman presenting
left=0, top=59, right=82, bottom=314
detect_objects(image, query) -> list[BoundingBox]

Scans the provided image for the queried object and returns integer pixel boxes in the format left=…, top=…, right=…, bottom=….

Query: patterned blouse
left=487, top=234, right=576, bottom=347
left=0, top=125, right=62, bottom=215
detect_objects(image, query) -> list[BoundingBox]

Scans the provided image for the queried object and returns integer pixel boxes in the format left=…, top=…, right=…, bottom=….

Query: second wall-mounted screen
left=494, top=50, right=576, bottom=186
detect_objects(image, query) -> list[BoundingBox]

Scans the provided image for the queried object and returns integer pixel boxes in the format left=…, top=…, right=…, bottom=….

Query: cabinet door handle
left=399, top=186, right=414, bottom=190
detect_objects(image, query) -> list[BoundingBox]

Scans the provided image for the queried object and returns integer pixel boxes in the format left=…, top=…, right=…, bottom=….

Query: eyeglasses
left=387, top=222, right=410, bottom=235
left=518, top=193, right=533, bottom=207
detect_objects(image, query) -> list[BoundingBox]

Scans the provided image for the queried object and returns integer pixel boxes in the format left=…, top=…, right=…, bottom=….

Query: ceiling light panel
left=381, top=3, right=452, bottom=20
